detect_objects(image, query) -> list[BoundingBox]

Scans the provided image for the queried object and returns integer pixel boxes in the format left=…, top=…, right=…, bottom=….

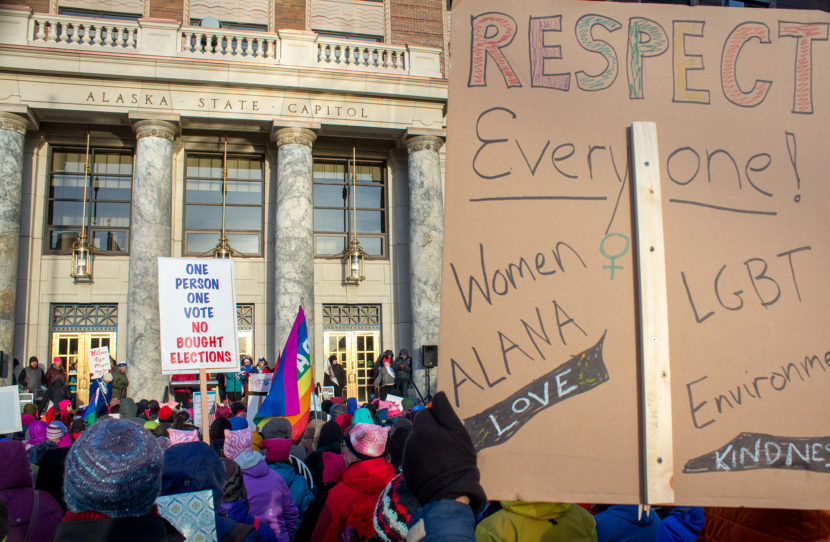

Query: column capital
left=132, top=119, right=178, bottom=141
left=405, top=134, right=444, bottom=154
left=0, top=111, right=29, bottom=136
left=272, top=126, right=318, bottom=149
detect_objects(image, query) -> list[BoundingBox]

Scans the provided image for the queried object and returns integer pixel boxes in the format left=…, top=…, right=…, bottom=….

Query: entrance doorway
left=50, top=304, right=117, bottom=405
left=323, top=331, right=380, bottom=402
left=322, top=304, right=381, bottom=403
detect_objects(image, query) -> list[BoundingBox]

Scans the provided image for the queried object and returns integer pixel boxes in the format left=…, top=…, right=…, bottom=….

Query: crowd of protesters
left=2, top=354, right=829, bottom=542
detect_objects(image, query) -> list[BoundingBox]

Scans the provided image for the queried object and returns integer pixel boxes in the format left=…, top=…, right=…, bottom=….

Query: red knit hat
left=158, top=405, right=173, bottom=422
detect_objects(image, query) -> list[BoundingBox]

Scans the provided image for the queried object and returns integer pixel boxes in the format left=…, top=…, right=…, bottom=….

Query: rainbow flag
left=256, top=306, right=313, bottom=441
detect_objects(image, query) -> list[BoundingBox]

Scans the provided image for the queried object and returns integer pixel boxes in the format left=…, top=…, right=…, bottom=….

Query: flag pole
left=199, top=368, right=209, bottom=444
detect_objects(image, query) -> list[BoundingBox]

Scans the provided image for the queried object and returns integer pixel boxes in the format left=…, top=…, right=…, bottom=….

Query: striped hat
left=64, top=418, right=163, bottom=518
left=168, top=429, right=199, bottom=446
left=223, top=428, right=252, bottom=460
left=373, top=474, right=420, bottom=541
left=46, top=421, right=67, bottom=442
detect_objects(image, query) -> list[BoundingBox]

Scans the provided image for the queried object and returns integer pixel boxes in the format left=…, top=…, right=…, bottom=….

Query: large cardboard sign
left=442, top=0, right=830, bottom=508
left=0, top=386, right=22, bottom=434
left=158, top=258, right=240, bottom=374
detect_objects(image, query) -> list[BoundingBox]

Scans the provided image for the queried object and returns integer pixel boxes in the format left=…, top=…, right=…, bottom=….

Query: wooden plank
left=631, top=122, right=675, bottom=505
left=199, top=369, right=209, bottom=444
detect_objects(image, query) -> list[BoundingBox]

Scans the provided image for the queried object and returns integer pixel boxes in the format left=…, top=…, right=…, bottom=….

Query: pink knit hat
left=223, top=428, right=252, bottom=459
left=168, top=429, right=199, bottom=446
left=346, top=423, right=390, bottom=459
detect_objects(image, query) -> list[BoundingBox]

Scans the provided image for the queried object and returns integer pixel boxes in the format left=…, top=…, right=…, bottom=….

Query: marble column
left=127, top=120, right=176, bottom=401
left=0, top=113, right=27, bottom=387
left=406, top=135, right=444, bottom=395
left=273, top=127, right=316, bottom=362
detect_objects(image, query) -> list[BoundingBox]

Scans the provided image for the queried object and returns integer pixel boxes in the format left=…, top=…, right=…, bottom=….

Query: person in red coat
left=311, top=423, right=395, bottom=542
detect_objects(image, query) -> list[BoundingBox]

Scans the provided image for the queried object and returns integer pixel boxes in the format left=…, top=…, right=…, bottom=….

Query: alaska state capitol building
left=0, top=0, right=826, bottom=404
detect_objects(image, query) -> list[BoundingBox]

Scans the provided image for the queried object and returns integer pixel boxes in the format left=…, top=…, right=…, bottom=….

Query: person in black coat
left=394, top=349, right=412, bottom=397
left=38, top=378, right=72, bottom=414
left=323, top=354, right=347, bottom=398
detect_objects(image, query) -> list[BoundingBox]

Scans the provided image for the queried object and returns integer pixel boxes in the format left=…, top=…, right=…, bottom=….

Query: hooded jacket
left=261, top=438, right=314, bottom=516
left=394, top=349, right=412, bottom=381
left=111, top=369, right=129, bottom=399
left=594, top=504, right=661, bottom=542
left=0, top=440, right=63, bottom=542
left=160, top=442, right=266, bottom=542
left=311, top=456, right=396, bottom=542
left=38, top=380, right=71, bottom=414
left=235, top=450, right=299, bottom=542
left=476, top=501, right=597, bottom=542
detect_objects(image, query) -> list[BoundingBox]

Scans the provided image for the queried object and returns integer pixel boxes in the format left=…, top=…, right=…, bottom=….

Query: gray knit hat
left=261, top=418, right=293, bottom=440
left=64, top=418, right=163, bottom=518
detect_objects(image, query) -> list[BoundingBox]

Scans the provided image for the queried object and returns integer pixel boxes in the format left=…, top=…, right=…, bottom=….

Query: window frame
left=58, top=7, right=142, bottom=21
left=189, top=18, right=269, bottom=32
left=44, top=146, right=134, bottom=256
left=182, top=151, right=266, bottom=258
left=312, top=157, right=388, bottom=260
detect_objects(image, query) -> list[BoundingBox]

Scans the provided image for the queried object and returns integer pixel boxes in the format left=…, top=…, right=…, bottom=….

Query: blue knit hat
left=229, top=416, right=249, bottom=430
left=64, top=418, right=162, bottom=518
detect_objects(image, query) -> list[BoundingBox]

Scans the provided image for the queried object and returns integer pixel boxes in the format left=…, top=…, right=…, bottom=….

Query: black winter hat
left=402, top=391, right=486, bottom=513
left=230, top=401, right=246, bottom=416
left=318, top=420, right=344, bottom=449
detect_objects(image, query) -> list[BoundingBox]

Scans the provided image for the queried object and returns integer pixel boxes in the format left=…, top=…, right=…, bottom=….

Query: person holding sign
left=323, top=354, right=347, bottom=398
left=111, top=361, right=129, bottom=400
left=374, top=357, right=396, bottom=400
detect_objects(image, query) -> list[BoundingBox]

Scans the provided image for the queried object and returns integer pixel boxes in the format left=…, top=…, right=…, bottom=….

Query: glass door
left=52, top=332, right=116, bottom=406
left=323, top=330, right=380, bottom=402
left=354, top=331, right=379, bottom=403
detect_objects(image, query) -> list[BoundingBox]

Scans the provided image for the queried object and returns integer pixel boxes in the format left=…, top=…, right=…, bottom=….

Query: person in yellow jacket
left=475, top=501, right=598, bottom=542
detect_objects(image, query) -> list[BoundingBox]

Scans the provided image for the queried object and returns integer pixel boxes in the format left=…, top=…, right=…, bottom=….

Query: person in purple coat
left=224, top=428, right=299, bottom=542
left=0, top=440, right=63, bottom=542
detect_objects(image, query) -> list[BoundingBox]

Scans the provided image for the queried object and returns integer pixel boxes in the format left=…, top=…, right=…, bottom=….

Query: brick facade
left=5, top=0, right=49, bottom=14
left=390, top=0, right=444, bottom=48
left=275, top=0, right=305, bottom=30
left=149, top=0, right=184, bottom=22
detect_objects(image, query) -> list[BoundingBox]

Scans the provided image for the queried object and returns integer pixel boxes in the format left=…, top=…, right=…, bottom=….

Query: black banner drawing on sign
left=684, top=433, right=830, bottom=474
left=464, top=332, right=610, bottom=452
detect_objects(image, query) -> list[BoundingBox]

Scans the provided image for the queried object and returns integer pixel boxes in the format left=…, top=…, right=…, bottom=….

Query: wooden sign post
left=199, top=369, right=210, bottom=443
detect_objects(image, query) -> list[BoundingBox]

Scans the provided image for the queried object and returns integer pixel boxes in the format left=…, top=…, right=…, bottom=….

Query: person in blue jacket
left=161, top=441, right=274, bottom=542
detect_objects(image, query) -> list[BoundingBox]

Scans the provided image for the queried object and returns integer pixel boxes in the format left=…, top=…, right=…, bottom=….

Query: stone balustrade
left=30, top=13, right=140, bottom=50
left=180, top=27, right=278, bottom=61
left=317, top=38, right=408, bottom=73
left=0, top=6, right=442, bottom=78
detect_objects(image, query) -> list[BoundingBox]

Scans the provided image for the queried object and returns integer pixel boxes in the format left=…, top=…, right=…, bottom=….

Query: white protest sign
left=0, top=386, right=22, bottom=434
left=192, top=390, right=217, bottom=428
left=89, top=346, right=110, bottom=379
left=247, top=373, right=273, bottom=394
left=246, top=373, right=273, bottom=426
left=158, top=258, right=240, bottom=374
